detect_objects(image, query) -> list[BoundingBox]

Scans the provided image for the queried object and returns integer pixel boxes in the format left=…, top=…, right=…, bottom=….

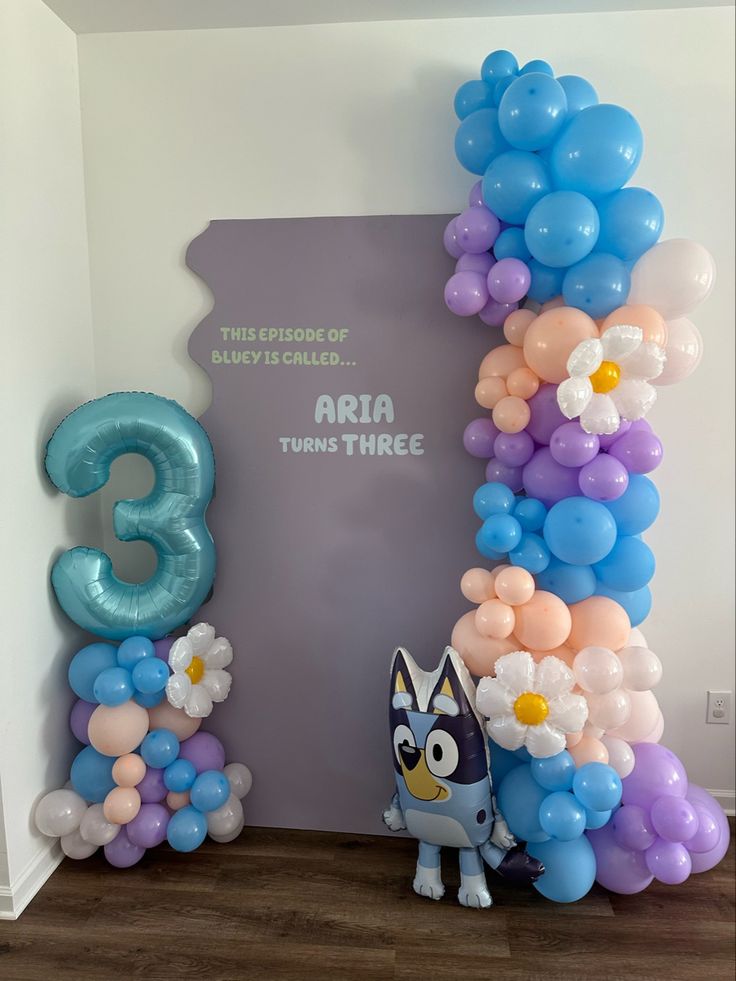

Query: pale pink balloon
left=505, top=367, right=540, bottom=400
left=523, top=307, right=598, bottom=383
left=492, top=395, right=531, bottom=434
left=566, top=731, right=584, bottom=748
left=628, top=238, right=716, bottom=319
left=88, top=701, right=150, bottom=757
left=103, top=787, right=141, bottom=825
left=618, top=646, right=662, bottom=691
left=460, top=568, right=496, bottom=604
left=478, top=343, right=526, bottom=380
left=475, top=599, right=516, bottom=639
left=628, top=627, right=648, bottom=647
left=640, top=710, right=665, bottom=744
left=601, top=304, right=667, bottom=347
left=586, top=689, right=632, bottom=731
left=494, top=567, right=535, bottom=606
left=475, top=376, right=508, bottom=409
left=513, top=590, right=572, bottom=652
left=573, top=646, right=623, bottom=694
left=112, top=753, right=147, bottom=788
left=654, top=317, right=703, bottom=385
left=166, top=790, right=191, bottom=811
left=451, top=612, right=519, bottom=677
left=503, top=308, right=536, bottom=347
left=569, top=735, right=609, bottom=766
left=601, top=736, right=636, bottom=778
left=568, top=597, right=631, bottom=653
left=540, top=296, right=565, bottom=312
left=607, top=690, right=661, bottom=742
left=148, top=700, right=202, bottom=741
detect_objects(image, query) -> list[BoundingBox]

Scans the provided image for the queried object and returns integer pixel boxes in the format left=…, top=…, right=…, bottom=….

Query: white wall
left=0, top=0, right=100, bottom=916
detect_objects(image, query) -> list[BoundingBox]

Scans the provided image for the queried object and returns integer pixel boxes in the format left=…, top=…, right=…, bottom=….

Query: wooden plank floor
left=1, top=823, right=733, bottom=981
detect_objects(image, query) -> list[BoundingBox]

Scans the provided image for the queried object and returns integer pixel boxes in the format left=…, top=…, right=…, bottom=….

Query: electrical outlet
left=706, top=690, right=731, bottom=725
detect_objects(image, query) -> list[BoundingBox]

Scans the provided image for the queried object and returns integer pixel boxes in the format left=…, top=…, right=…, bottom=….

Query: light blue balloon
left=70, top=745, right=116, bottom=803
left=497, top=764, right=550, bottom=843
left=593, top=536, right=655, bottom=592
left=473, top=481, right=516, bottom=519
left=166, top=805, right=208, bottom=852
left=535, top=557, right=596, bottom=604
left=140, top=728, right=180, bottom=769
left=585, top=807, right=612, bottom=830
left=498, top=74, right=567, bottom=151
left=68, top=643, right=118, bottom=701
left=454, top=108, right=510, bottom=175
left=525, top=191, right=599, bottom=268
left=93, top=666, right=134, bottom=707
left=557, top=75, right=598, bottom=115
left=562, top=252, right=631, bottom=318
left=131, top=657, right=169, bottom=694
left=481, top=49, right=519, bottom=83
left=133, top=689, right=165, bottom=708
left=544, top=497, right=617, bottom=565
left=527, top=259, right=564, bottom=303
left=492, top=227, right=532, bottom=262
left=117, top=636, right=155, bottom=671
left=454, top=79, right=495, bottom=120
left=45, top=392, right=216, bottom=640
left=494, top=76, right=515, bottom=107
left=482, top=150, right=551, bottom=224
left=477, top=514, right=522, bottom=555
left=595, top=187, right=664, bottom=260
left=539, top=791, right=587, bottom=841
left=527, top=836, right=597, bottom=902
left=509, top=532, right=551, bottom=573
left=190, top=770, right=231, bottom=813
left=549, top=103, right=643, bottom=199
left=531, top=751, right=576, bottom=792
left=513, top=496, right=547, bottom=532
left=573, top=763, right=622, bottom=812
left=594, top=583, right=652, bottom=627
left=604, top=475, right=659, bottom=536
left=519, top=59, right=553, bottom=76
left=164, top=758, right=197, bottom=793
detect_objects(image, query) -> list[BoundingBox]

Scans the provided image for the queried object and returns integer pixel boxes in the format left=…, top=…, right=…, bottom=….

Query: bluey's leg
left=458, top=846, right=492, bottom=909
left=479, top=839, right=506, bottom=869
left=413, top=841, right=444, bottom=900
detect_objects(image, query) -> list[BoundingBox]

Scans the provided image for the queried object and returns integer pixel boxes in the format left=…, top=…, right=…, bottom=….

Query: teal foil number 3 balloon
left=45, top=392, right=216, bottom=640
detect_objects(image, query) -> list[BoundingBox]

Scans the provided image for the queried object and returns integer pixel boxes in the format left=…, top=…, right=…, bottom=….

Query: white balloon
left=224, top=763, right=252, bottom=800
left=79, top=803, right=121, bottom=846
left=586, top=689, right=632, bottom=731
left=35, top=788, right=87, bottom=838
left=618, top=646, right=663, bottom=691
left=206, top=793, right=243, bottom=837
left=208, top=819, right=244, bottom=844
left=654, top=318, right=703, bottom=385
left=601, top=736, right=635, bottom=778
left=628, top=239, right=715, bottom=318
left=60, top=829, right=99, bottom=860
left=627, top=627, right=648, bottom=647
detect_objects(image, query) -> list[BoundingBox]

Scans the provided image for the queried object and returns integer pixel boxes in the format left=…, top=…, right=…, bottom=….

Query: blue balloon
left=131, top=657, right=169, bottom=694
left=604, top=475, right=659, bottom=536
left=585, top=807, right=612, bottom=830
left=190, top=770, right=231, bottom=813
left=527, top=836, right=597, bottom=902
left=166, top=805, right=208, bottom=852
left=454, top=108, right=510, bottom=175
left=498, top=74, right=567, bottom=151
left=519, top=59, right=553, bottom=76
left=536, top=557, right=596, bottom=604
left=593, top=536, right=655, bottom=592
left=513, top=496, right=547, bottom=532
left=454, top=79, right=495, bottom=120
left=68, top=643, right=118, bottom=701
left=525, top=191, right=599, bottom=268
left=93, top=666, right=134, bottom=707
left=527, top=259, right=565, bottom=303
left=549, top=103, right=643, bottom=199
left=70, top=745, right=116, bottom=803
left=509, top=532, right=551, bottom=573
left=557, top=75, right=598, bottom=115
left=164, top=758, right=197, bottom=793
left=140, top=728, right=180, bottom=769
left=482, top=150, right=551, bottom=225
left=562, top=252, right=631, bottom=318
left=481, top=49, right=519, bottom=83
left=492, top=227, right=532, bottom=262
left=133, top=689, right=165, bottom=708
left=494, top=76, right=515, bottom=107
left=473, top=481, right=516, bottom=519
left=544, top=497, right=617, bottom=565
left=573, top=762, right=622, bottom=812
left=539, top=791, right=587, bottom=841
left=489, top=743, right=525, bottom=787
left=45, top=392, right=216, bottom=640
left=594, top=583, right=652, bottom=627
left=477, top=514, right=522, bottom=555
left=531, top=751, right=576, bottom=792
left=595, top=187, right=664, bottom=261
left=117, top=635, right=155, bottom=670
left=497, top=764, right=550, bottom=843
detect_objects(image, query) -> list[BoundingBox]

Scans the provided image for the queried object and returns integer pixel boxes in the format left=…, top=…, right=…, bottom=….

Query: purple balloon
left=445, top=271, right=489, bottom=316
left=456, top=251, right=495, bottom=276
left=523, top=447, right=581, bottom=505
left=686, top=803, right=720, bottom=855
left=69, top=699, right=96, bottom=745
left=550, top=422, right=600, bottom=468
left=485, top=457, right=524, bottom=492
left=686, top=785, right=731, bottom=872
left=455, top=206, right=501, bottom=254
left=578, top=454, right=629, bottom=502
left=487, top=258, right=531, bottom=304
left=588, top=824, right=654, bottom=894
left=526, top=384, right=567, bottom=444
left=645, top=837, right=692, bottom=885
left=104, top=826, right=146, bottom=869
left=597, top=418, right=631, bottom=450
left=154, top=637, right=174, bottom=662
left=126, top=803, right=170, bottom=849
left=468, top=180, right=484, bottom=208
left=478, top=297, right=517, bottom=327
left=137, top=765, right=168, bottom=803
left=622, top=743, right=688, bottom=810
left=178, top=732, right=226, bottom=774
left=650, top=795, right=699, bottom=843
left=443, top=217, right=464, bottom=258
left=609, top=429, right=663, bottom=474
left=463, top=417, right=499, bottom=458
left=611, top=804, right=657, bottom=852
left=494, top=430, right=535, bottom=467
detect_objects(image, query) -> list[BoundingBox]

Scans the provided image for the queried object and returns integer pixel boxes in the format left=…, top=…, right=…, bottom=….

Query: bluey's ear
left=390, top=647, right=418, bottom=710
left=428, top=648, right=471, bottom=717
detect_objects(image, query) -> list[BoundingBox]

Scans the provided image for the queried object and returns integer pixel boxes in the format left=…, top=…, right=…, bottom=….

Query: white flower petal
left=494, top=651, right=536, bottom=697
left=203, top=637, right=233, bottom=669
left=557, top=376, right=593, bottom=420
left=486, top=714, right=527, bottom=751
left=184, top=684, right=214, bottom=718
left=201, top=668, right=232, bottom=703
left=187, top=622, right=216, bottom=655
left=580, top=392, right=620, bottom=435
left=619, top=341, right=666, bottom=380
left=610, top=378, right=657, bottom=420
left=525, top=722, right=566, bottom=758
left=547, top=692, right=589, bottom=733
left=168, top=637, right=193, bottom=672
left=166, top=672, right=192, bottom=709
left=534, top=656, right=575, bottom=701
left=567, top=339, right=603, bottom=378
left=476, top=677, right=514, bottom=719
left=600, top=324, right=642, bottom=361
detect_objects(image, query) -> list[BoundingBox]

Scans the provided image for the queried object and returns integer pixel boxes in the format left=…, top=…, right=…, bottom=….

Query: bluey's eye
left=425, top=729, right=459, bottom=778
left=393, top=724, right=416, bottom=765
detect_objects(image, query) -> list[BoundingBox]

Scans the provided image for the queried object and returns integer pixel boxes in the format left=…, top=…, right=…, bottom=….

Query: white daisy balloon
left=477, top=651, right=588, bottom=758
left=166, top=622, right=233, bottom=718
left=557, top=324, right=666, bottom=435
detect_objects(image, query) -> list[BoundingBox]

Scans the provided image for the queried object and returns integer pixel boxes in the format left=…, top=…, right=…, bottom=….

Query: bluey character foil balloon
left=384, top=646, right=544, bottom=907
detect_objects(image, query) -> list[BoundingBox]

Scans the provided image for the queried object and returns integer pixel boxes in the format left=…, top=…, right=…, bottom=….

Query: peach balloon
left=523, top=307, right=598, bottom=383
left=166, top=791, right=190, bottom=811
left=148, top=700, right=202, bottom=741
left=503, top=308, right=536, bottom=347
left=569, top=735, right=609, bottom=767
left=475, top=599, right=516, bottom=639
left=567, top=596, right=631, bottom=653
left=513, top=590, right=572, bottom=651
left=492, top=395, right=531, bottom=434
left=475, top=376, right=508, bottom=409
left=460, top=567, right=496, bottom=603
left=601, top=304, right=667, bottom=347
left=540, top=296, right=565, bottom=312
left=88, top=701, right=150, bottom=757
left=530, top=644, right=576, bottom=668
left=103, top=786, right=141, bottom=825
left=112, top=753, right=147, bottom=788
left=566, top=731, right=584, bottom=748
left=607, top=690, right=661, bottom=742
left=505, top=367, right=540, bottom=400
left=451, top=612, right=519, bottom=677
left=494, top=566, right=535, bottom=606
left=478, top=344, right=526, bottom=380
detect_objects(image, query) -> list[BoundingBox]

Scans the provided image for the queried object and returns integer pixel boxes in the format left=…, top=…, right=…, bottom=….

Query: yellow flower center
left=185, top=655, right=205, bottom=684
left=589, top=360, right=621, bottom=394
left=513, top=691, right=549, bottom=726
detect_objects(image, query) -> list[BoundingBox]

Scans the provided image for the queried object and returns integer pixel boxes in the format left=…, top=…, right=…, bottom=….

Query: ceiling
left=41, top=0, right=733, bottom=34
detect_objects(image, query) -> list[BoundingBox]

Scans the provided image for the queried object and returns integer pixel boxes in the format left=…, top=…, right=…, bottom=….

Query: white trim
left=0, top=841, right=63, bottom=920
left=707, top=788, right=736, bottom=817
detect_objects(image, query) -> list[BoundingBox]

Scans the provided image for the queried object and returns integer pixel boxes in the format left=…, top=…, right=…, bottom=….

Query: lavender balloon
left=526, top=384, right=567, bottom=444
left=463, top=418, right=499, bottom=458
left=104, top=826, right=146, bottom=869
left=488, top=258, right=531, bottom=304
left=588, top=824, right=654, bottom=894
left=622, top=743, right=688, bottom=810
left=611, top=803, right=657, bottom=852
left=478, top=297, right=517, bottom=327
left=137, top=765, right=168, bottom=804
left=494, top=430, right=535, bottom=467
left=154, top=637, right=174, bottom=662
left=686, top=802, right=720, bottom=855
left=650, top=795, right=699, bottom=843
left=468, top=180, right=484, bottom=208
left=178, top=732, right=226, bottom=774
left=126, top=803, right=170, bottom=849
left=686, top=785, right=731, bottom=873
left=443, top=217, right=464, bottom=258
left=609, top=429, right=663, bottom=474
left=445, top=272, right=489, bottom=316
left=485, top=457, right=524, bottom=492
left=455, top=206, right=500, bottom=254
left=645, top=837, right=692, bottom=885
left=578, top=454, right=629, bottom=502
left=456, top=251, right=495, bottom=276
left=597, top=418, right=631, bottom=450
left=550, top=422, right=600, bottom=468
left=69, top=699, right=95, bottom=745
left=523, top=448, right=581, bottom=505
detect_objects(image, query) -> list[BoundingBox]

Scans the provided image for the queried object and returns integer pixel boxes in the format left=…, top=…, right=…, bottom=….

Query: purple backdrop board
left=187, top=215, right=496, bottom=835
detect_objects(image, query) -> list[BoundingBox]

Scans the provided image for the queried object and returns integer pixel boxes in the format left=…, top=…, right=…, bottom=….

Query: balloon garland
left=445, top=51, right=727, bottom=901
left=35, top=393, right=251, bottom=867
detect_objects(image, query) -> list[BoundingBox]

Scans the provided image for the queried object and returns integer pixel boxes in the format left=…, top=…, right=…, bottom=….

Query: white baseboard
left=0, top=840, right=63, bottom=920
left=707, top=788, right=735, bottom=817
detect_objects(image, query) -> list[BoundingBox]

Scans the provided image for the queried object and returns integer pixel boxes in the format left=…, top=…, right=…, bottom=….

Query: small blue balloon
left=498, top=73, right=567, bottom=151
left=492, top=227, right=532, bottom=262
left=455, top=108, right=510, bottom=175
left=133, top=689, right=165, bottom=708
left=585, top=806, right=612, bottom=830
left=519, top=59, right=553, bottom=76
left=544, top=497, right=617, bottom=565
left=562, top=252, right=631, bottom=318
left=68, top=643, right=118, bottom=701
left=481, top=49, right=519, bottom=83
left=93, top=666, right=134, bottom=707
left=539, top=791, right=587, bottom=841
left=572, top=762, right=622, bottom=812
left=527, top=259, right=565, bottom=303
left=494, top=76, right=515, bottom=106
left=557, top=75, right=598, bottom=115
left=595, top=187, right=664, bottom=261
left=513, top=496, right=547, bottom=532
left=454, top=79, right=495, bottom=120
left=477, top=514, right=522, bottom=556
left=190, top=770, right=231, bottom=813
left=140, top=728, right=180, bottom=769
left=70, top=745, right=116, bottom=803
left=164, top=758, right=197, bottom=793
left=497, top=764, right=550, bottom=843
left=531, top=751, right=576, bottom=792
left=131, top=657, right=169, bottom=694
left=489, top=743, right=525, bottom=787
left=604, top=475, right=660, bottom=536
left=527, top=836, right=596, bottom=902
left=509, top=532, right=551, bottom=574
left=535, top=557, right=597, bottom=605
left=594, top=583, right=652, bottom=627
left=117, top=635, right=155, bottom=670
left=473, top=481, right=516, bottom=519
left=482, top=150, right=551, bottom=225
left=593, top=536, right=655, bottom=592
left=525, top=191, right=599, bottom=268
left=166, top=805, right=208, bottom=853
